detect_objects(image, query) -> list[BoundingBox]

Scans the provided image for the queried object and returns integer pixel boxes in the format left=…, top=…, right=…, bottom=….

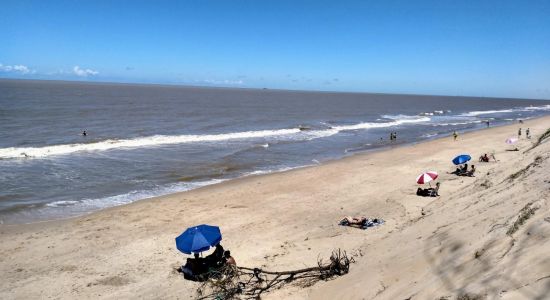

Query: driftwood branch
left=196, top=249, right=353, bottom=299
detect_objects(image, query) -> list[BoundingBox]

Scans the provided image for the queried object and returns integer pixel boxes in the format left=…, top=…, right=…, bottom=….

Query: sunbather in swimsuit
left=341, top=216, right=367, bottom=225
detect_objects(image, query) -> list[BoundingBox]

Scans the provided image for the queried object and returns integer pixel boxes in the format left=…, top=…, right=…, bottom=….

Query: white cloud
left=73, top=66, right=99, bottom=77
left=0, top=63, right=35, bottom=74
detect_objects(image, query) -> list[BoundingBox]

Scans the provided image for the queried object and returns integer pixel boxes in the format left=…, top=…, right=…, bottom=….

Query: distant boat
left=298, top=125, right=312, bottom=131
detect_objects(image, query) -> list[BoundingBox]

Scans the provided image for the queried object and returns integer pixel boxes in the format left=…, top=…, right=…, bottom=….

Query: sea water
left=1, top=79, right=549, bottom=224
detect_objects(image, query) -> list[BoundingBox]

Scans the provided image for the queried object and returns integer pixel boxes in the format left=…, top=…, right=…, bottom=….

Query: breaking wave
left=0, top=116, right=430, bottom=159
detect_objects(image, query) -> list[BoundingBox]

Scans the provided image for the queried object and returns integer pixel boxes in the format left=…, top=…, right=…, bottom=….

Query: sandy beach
left=1, top=116, right=549, bottom=299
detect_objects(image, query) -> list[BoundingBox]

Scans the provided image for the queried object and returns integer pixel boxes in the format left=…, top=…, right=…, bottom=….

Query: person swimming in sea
left=82, top=130, right=87, bottom=136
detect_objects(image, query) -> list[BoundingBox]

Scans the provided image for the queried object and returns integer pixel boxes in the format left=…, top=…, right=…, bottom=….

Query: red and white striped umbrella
left=416, top=171, right=438, bottom=184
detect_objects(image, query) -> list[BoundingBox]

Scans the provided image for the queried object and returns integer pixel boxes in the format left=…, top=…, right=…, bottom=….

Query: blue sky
left=1, top=0, right=549, bottom=99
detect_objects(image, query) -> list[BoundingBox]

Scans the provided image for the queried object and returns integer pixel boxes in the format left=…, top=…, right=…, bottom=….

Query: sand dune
left=1, top=116, right=549, bottom=299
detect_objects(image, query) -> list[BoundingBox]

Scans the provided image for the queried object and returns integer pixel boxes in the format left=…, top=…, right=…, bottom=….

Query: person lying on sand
left=339, top=216, right=384, bottom=229
left=340, top=216, right=368, bottom=225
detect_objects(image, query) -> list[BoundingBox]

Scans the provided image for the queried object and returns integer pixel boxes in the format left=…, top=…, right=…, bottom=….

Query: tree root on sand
left=196, top=249, right=353, bottom=299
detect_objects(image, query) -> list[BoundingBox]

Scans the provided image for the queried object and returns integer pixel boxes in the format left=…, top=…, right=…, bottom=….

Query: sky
left=1, top=0, right=550, bottom=99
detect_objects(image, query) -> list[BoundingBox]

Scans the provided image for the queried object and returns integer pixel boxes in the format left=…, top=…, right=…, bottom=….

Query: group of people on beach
left=450, top=164, right=476, bottom=177
left=179, top=243, right=236, bottom=281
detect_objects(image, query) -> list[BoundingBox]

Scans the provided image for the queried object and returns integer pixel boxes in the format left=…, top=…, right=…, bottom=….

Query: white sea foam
left=524, top=104, right=550, bottom=111
left=461, top=104, right=550, bottom=117
left=433, top=120, right=483, bottom=126
left=461, top=109, right=514, bottom=116
left=1, top=117, right=430, bottom=159
left=0, top=128, right=301, bottom=159
left=243, top=166, right=298, bottom=177
left=51, top=179, right=226, bottom=211
left=46, top=200, right=79, bottom=207
left=334, top=115, right=430, bottom=131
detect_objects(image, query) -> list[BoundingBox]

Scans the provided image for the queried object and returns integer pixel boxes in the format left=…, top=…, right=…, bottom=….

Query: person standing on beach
left=394, top=132, right=397, bottom=140
left=389, top=132, right=393, bottom=141
left=453, top=131, right=458, bottom=141
left=526, top=128, right=531, bottom=139
left=486, top=121, right=490, bottom=127
left=518, top=128, right=522, bottom=138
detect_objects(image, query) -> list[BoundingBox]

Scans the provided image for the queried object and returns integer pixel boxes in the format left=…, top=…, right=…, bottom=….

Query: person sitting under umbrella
left=417, top=182, right=440, bottom=197
left=428, top=182, right=441, bottom=196
left=205, top=243, right=225, bottom=268
left=181, top=253, right=207, bottom=280
left=224, top=251, right=236, bottom=267
left=449, top=165, right=468, bottom=176
left=175, top=224, right=223, bottom=280
left=449, top=167, right=461, bottom=175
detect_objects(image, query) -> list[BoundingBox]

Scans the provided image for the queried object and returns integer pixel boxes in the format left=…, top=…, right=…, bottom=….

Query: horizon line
left=1, top=77, right=549, bottom=102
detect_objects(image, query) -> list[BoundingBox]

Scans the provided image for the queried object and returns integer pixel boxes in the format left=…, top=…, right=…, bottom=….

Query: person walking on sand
left=453, top=131, right=458, bottom=141
left=518, top=128, right=522, bottom=138
left=526, top=128, right=531, bottom=139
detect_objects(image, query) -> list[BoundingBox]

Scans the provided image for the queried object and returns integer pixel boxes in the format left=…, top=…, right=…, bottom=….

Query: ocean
left=1, top=79, right=549, bottom=224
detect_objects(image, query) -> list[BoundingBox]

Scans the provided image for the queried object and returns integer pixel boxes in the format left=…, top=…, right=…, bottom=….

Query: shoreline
left=1, top=115, right=549, bottom=299
left=2, top=114, right=546, bottom=226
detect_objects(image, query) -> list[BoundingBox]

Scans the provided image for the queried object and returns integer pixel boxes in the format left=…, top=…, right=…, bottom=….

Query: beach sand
left=1, top=116, right=549, bottom=299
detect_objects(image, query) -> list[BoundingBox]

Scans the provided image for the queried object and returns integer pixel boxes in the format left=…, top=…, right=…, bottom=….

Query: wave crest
left=0, top=117, right=430, bottom=159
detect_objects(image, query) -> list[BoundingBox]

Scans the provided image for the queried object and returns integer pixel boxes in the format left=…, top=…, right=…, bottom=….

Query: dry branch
left=196, top=249, right=353, bottom=299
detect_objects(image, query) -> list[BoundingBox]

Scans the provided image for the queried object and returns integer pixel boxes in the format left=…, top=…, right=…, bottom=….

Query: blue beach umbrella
left=452, top=154, right=471, bottom=165
left=175, top=224, right=222, bottom=254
